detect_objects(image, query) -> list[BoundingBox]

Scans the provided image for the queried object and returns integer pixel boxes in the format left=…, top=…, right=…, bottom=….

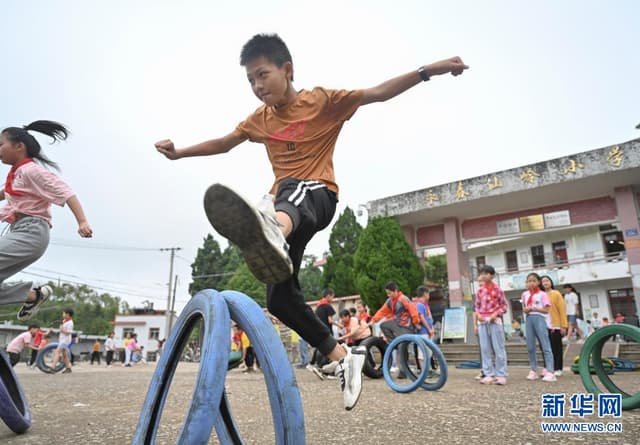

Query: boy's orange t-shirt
left=234, top=87, right=364, bottom=197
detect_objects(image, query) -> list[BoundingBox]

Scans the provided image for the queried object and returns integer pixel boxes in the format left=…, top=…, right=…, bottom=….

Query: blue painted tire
left=36, top=343, right=70, bottom=374
left=219, top=290, right=305, bottom=444
left=0, top=350, right=31, bottom=434
left=399, top=336, right=448, bottom=391
left=132, top=289, right=232, bottom=445
left=382, top=335, right=430, bottom=393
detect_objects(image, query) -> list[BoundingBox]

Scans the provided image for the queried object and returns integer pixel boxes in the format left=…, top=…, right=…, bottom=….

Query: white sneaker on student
left=321, top=360, right=339, bottom=375
left=335, top=345, right=366, bottom=411
left=204, top=184, right=293, bottom=284
left=18, top=285, right=53, bottom=320
left=306, top=364, right=326, bottom=381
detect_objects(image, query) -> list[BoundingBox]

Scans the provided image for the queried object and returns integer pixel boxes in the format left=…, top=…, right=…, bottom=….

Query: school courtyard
left=2, top=361, right=639, bottom=444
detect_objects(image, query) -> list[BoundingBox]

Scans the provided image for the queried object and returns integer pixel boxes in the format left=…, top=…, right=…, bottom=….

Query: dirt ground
left=1, top=361, right=639, bottom=444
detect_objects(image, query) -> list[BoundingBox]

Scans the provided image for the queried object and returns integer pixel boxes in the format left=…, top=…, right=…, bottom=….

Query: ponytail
left=2, top=120, right=70, bottom=170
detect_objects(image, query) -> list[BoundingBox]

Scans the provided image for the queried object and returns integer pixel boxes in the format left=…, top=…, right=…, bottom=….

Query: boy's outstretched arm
left=361, top=56, right=468, bottom=105
left=155, top=131, right=247, bottom=160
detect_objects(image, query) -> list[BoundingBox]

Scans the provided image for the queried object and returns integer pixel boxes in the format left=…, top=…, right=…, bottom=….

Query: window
left=476, top=256, right=486, bottom=270
left=602, top=231, right=626, bottom=257
left=552, top=241, right=568, bottom=264
left=122, top=328, right=135, bottom=337
left=531, top=245, right=545, bottom=267
left=505, top=250, right=518, bottom=272
left=608, top=289, right=637, bottom=323
left=149, top=327, right=160, bottom=340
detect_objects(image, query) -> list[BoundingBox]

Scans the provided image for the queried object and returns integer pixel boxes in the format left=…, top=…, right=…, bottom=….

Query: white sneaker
left=321, top=360, right=339, bottom=375
left=390, top=366, right=399, bottom=373
left=204, top=184, right=293, bottom=284
left=335, top=345, right=366, bottom=411
left=18, top=285, right=53, bottom=320
left=306, top=364, right=326, bottom=381
left=553, top=370, right=563, bottom=377
left=526, top=370, right=538, bottom=380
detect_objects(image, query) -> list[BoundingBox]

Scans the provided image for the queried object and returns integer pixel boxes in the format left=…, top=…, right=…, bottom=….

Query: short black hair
left=385, top=281, right=399, bottom=291
left=479, top=265, right=496, bottom=275
left=416, top=286, right=429, bottom=297
left=339, top=309, right=351, bottom=318
left=64, top=307, right=74, bottom=317
left=322, top=288, right=335, bottom=297
left=28, top=323, right=40, bottom=330
left=240, top=33, right=292, bottom=68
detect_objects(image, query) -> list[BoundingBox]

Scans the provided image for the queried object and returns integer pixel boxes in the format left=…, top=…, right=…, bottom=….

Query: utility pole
left=168, top=274, right=178, bottom=334
left=160, top=247, right=181, bottom=337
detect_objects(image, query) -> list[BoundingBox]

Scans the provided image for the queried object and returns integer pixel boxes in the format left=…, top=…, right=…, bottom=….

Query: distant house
left=112, top=304, right=176, bottom=361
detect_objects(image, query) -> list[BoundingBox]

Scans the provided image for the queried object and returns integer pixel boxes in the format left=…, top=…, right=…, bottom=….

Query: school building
left=367, top=137, right=640, bottom=329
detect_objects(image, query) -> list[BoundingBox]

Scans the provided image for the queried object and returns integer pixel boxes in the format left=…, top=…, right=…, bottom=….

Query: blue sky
left=1, top=1, right=638, bottom=314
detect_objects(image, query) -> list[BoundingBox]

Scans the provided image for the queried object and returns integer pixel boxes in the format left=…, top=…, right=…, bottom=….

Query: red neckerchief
left=527, top=287, right=541, bottom=307
left=316, top=298, right=330, bottom=307
left=4, top=158, right=33, bottom=197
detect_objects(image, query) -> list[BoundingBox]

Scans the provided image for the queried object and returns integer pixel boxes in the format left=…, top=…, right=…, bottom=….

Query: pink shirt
left=127, top=339, right=139, bottom=351
left=475, top=282, right=507, bottom=319
left=7, top=331, right=32, bottom=353
left=1, top=162, right=75, bottom=226
left=521, top=288, right=551, bottom=327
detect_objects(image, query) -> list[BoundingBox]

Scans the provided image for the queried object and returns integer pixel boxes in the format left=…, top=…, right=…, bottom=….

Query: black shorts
left=273, top=178, right=337, bottom=270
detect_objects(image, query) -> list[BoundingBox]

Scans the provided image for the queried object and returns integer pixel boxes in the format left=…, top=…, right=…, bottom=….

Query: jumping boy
left=155, top=33, right=468, bottom=410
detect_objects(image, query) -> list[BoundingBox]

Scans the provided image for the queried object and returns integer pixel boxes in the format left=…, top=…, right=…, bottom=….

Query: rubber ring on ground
left=360, top=336, right=387, bottom=379
left=219, top=290, right=305, bottom=445
left=400, top=335, right=448, bottom=391
left=36, top=343, right=70, bottom=374
left=132, top=289, right=231, bottom=445
left=578, top=324, right=640, bottom=410
left=0, top=350, right=32, bottom=434
left=382, top=334, right=430, bottom=393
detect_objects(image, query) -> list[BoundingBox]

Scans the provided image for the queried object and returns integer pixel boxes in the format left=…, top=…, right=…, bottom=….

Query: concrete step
left=437, top=340, right=637, bottom=366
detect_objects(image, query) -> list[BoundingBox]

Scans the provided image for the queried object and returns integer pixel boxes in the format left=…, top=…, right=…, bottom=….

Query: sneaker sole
left=204, top=184, right=292, bottom=285
left=17, top=286, right=52, bottom=321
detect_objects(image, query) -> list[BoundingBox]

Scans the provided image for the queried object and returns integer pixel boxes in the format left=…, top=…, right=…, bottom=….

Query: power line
left=18, top=270, right=190, bottom=305
left=27, top=266, right=166, bottom=290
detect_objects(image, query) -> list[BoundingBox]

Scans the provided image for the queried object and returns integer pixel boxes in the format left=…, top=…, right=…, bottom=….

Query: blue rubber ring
left=219, top=290, right=305, bottom=445
left=0, top=350, right=31, bottom=434
left=36, top=343, right=71, bottom=374
left=382, top=334, right=430, bottom=393
left=132, top=289, right=231, bottom=445
left=399, top=336, right=448, bottom=391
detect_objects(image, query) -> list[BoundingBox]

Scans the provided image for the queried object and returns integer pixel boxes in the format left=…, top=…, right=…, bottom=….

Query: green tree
left=226, top=263, right=267, bottom=307
left=353, top=217, right=424, bottom=312
left=217, top=244, right=243, bottom=290
left=323, top=207, right=362, bottom=296
left=424, top=254, right=448, bottom=293
left=299, top=255, right=323, bottom=301
left=189, top=234, right=224, bottom=294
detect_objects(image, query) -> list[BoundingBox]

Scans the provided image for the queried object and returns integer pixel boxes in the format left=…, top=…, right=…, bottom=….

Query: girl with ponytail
left=0, top=120, right=92, bottom=320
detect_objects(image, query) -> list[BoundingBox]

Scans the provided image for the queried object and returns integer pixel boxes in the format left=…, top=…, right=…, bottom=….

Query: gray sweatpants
left=0, top=217, right=50, bottom=305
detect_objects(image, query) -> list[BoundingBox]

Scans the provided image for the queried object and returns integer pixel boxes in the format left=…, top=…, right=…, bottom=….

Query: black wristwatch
left=418, top=66, right=430, bottom=82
